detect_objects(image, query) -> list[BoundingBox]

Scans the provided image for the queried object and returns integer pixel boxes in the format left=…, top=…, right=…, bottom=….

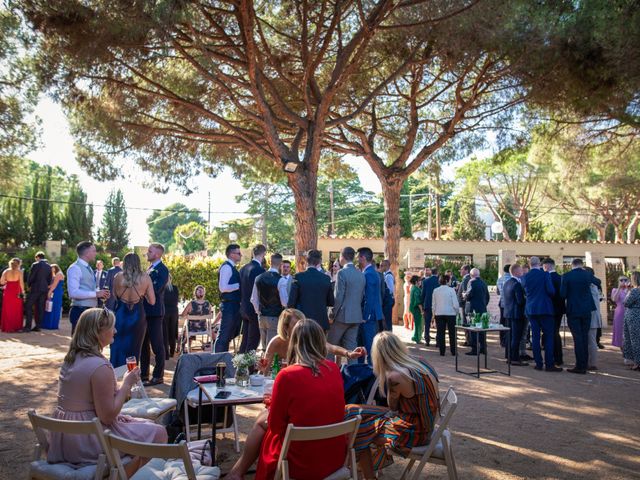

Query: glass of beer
left=263, top=379, right=274, bottom=408
left=126, top=356, right=137, bottom=372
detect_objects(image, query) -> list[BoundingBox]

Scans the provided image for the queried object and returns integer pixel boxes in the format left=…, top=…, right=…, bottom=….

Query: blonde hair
left=371, top=331, right=431, bottom=395
left=9, top=258, right=21, bottom=269
left=277, top=308, right=306, bottom=341
left=193, top=284, right=206, bottom=297
left=64, top=308, right=115, bottom=365
left=286, top=318, right=327, bottom=376
left=121, top=252, right=143, bottom=288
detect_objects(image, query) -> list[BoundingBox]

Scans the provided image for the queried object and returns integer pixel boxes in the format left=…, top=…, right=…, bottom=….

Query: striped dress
left=345, top=362, right=439, bottom=470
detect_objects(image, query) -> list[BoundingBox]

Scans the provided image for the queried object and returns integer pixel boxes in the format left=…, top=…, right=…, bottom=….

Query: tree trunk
left=288, top=166, right=318, bottom=269
left=426, top=189, right=432, bottom=239
left=595, top=224, right=607, bottom=242
left=435, top=169, right=441, bottom=240
left=517, top=210, right=529, bottom=241
left=261, top=184, right=269, bottom=248
left=614, top=224, right=625, bottom=243
left=626, top=213, right=640, bottom=243
left=381, top=176, right=404, bottom=325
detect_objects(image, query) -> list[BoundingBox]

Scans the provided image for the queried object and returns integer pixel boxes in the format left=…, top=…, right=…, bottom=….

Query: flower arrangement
left=232, top=350, right=258, bottom=370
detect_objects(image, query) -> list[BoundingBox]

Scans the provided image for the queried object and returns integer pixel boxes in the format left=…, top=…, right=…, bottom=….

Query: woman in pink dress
left=0, top=258, right=25, bottom=332
left=48, top=308, right=166, bottom=471
left=611, top=276, right=630, bottom=348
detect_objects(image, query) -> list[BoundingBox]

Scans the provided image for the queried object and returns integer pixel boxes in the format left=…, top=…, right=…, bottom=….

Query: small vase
left=235, top=367, right=250, bottom=387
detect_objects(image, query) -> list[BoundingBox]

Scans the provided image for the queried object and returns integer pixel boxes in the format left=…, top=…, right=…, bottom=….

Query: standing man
left=67, top=241, right=109, bottom=334
left=239, top=244, right=266, bottom=353
left=496, top=264, right=512, bottom=347
left=141, top=243, right=169, bottom=386
left=521, top=257, right=562, bottom=372
left=104, top=257, right=122, bottom=310
left=251, top=253, right=285, bottom=350
left=278, top=260, right=293, bottom=307
left=457, top=265, right=472, bottom=315
left=214, top=244, right=242, bottom=353
left=288, top=250, right=334, bottom=331
left=95, top=260, right=108, bottom=307
left=502, top=264, right=528, bottom=366
left=22, top=251, right=52, bottom=332
left=380, top=259, right=395, bottom=331
left=464, top=268, right=490, bottom=355
left=543, top=258, right=565, bottom=366
left=327, top=247, right=365, bottom=363
left=357, top=247, right=383, bottom=365
left=560, top=258, right=601, bottom=374
left=420, top=267, right=439, bottom=346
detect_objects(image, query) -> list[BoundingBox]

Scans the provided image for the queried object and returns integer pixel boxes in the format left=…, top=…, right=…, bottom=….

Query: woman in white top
left=432, top=274, right=460, bottom=356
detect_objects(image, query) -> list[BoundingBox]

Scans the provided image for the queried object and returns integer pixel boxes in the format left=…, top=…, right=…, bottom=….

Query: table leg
left=455, top=327, right=459, bottom=373
left=484, top=332, right=488, bottom=370
left=476, top=332, right=480, bottom=378
left=197, top=388, right=202, bottom=440
left=507, top=328, right=511, bottom=376
left=211, top=405, right=218, bottom=466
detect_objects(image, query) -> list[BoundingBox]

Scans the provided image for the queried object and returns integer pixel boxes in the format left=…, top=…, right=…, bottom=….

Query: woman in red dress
left=1, top=258, right=25, bottom=333
left=226, top=318, right=346, bottom=480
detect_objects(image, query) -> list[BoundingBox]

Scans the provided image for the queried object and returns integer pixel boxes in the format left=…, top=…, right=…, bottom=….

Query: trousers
left=568, top=314, right=591, bottom=371
left=214, top=301, right=241, bottom=353
left=141, top=315, right=165, bottom=380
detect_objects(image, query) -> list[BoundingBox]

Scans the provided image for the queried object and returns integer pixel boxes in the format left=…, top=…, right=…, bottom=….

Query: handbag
left=175, top=436, right=214, bottom=467
left=45, top=299, right=53, bottom=313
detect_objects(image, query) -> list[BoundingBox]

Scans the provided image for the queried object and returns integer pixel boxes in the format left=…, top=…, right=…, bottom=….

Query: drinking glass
left=263, top=379, right=274, bottom=408
left=126, top=356, right=137, bottom=372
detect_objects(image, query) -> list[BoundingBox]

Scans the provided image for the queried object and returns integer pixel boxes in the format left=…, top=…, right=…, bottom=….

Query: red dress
left=1, top=280, right=24, bottom=332
left=256, top=360, right=346, bottom=480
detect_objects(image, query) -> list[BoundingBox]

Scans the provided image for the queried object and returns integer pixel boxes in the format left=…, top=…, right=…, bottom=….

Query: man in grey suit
left=327, top=247, right=365, bottom=364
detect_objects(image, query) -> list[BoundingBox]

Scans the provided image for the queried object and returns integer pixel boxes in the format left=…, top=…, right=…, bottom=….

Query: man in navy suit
left=141, top=243, right=169, bottom=385
left=23, top=251, right=52, bottom=332
left=104, top=257, right=122, bottom=310
left=421, top=267, right=439, bottom=346
left=239, top=244, right=266, bottom=353
left=288, top=249, right=334, bottom=331
left=543, top=258, right=565, bottom=366
left=522, top=257, right=562, bottom=372
left=463, top=268, right=490, bottom=355
left=357, top=247, right=383, bottom=365
left=502, top=264, right=528, bottom=365
left=560, top=258, right=601, bottom=374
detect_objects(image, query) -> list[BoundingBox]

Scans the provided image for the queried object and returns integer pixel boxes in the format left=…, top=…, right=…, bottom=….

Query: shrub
left=164, top=254, right=227, bottom=306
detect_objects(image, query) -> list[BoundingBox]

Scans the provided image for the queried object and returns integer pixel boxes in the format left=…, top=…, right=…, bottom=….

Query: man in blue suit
left=521, top=257, right=562, bottom=372
left=141, top=243, right=169, bottom=386
left=239, top=244, right=266, bottom=352
left=288, top=249, right=334, bottom=331
left=357, top=247, right=383, bottom=365
left=502, top=264, right=528, bottom=365
left=543, top=258, right=565, bottom=366
left=560, top=258, right=602, bottom=374
left=421, top=267, right=439, bottom=346
left=464, top=268, right=490, bottom=355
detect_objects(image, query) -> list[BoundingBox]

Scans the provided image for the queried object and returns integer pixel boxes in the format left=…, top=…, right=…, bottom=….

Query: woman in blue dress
left=42, top=264, right=64, bottom=329
left=109, top=253, right=156, bottom=368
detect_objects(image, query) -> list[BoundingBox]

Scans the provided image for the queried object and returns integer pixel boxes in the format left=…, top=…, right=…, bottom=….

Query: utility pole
left=426, top=188, right=432, bottom=239
left=408, top=192, right=413, bottom=234
left=261, top=184, right=269, bottom=248
left=328, top=180, right=335, bottom=237
left=207, top=192, right=211, bottom=234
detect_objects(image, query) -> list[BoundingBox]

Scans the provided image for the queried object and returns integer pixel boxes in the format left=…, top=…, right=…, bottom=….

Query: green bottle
left=482, top=313, right=489, bottom=329
left=456, top=312, right=461, bottom=326
left=271, top=353, right=280, bottom=380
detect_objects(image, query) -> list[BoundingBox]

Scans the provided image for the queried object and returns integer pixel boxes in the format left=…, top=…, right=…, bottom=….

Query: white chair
left=27, top=410, right=111, bottom=480
left=183, top=388, right=240, bottom=452
left=105, top=431, right=220, bottom=480
left=181, top=314, right=215, bottom=354
left=274, top=415, right=361, bottom=480
left=366, top=377, right=380, bottom=405
left=388, top=387, right=459, bottom=480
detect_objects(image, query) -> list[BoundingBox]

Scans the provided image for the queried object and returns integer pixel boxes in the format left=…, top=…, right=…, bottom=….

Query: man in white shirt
left=380, top=259, right=395, bottom=331
left=214, top=244, right=242, bottom=352
left=279, top=260, right=293, bottom=307
left=67, top=241, right=110, bottom=334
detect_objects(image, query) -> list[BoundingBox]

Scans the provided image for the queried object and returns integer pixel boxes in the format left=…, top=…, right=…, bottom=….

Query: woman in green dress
left=409, top=275, right=424, bottom=343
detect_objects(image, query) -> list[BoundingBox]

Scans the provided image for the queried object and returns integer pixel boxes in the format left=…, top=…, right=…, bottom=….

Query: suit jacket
left=104, top=266, right=122, bottom=310
left=465, top=277, right=490, bottom=314
left=27, top=260, right=52, bottom=293
left=333, top=264, right=365, bottom=324
left=549, top=271, right=565, bottom=316
left=457, top=274, right=471, bottom=306
left=144, top=261, right=169, bottom=317
left=522, top=268, right=555, bottom=317
left=362, top=265, right=383, bottom=322
left=239, top=259, right=265, bottom=317
left=502, top=277, right=525, bottom=320
left=288, top=267, right=335, bottom=330
left=560, top=268, right=601, bottom=316
left=420, top=275, right=439, bottom=309
left=95, top=270, right=108, bottom=290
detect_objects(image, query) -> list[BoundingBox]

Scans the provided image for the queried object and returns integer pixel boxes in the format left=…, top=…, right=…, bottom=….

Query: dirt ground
left=2, top=319, right=640, bottom=480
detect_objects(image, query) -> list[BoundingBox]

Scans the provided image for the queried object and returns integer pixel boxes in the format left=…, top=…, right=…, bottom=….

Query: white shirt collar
left=77, top=258, right=89, bottom=267
left=268, top=268, right=279, bottom=273
left=226, top=258, right=236, bottom=266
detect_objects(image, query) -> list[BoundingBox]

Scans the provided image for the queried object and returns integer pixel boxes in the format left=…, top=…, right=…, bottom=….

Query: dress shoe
left=555, top=362, right=564, bottom=367
left=534, top=365, right=543, bottom=371
left=587, top=366, right=598, bottom=371
left=567, top=367, right=587, bottom=374
left=511, top=361, right=529, bottom=366
left=597, top=343, right=605, bottom=350
left=31, top=327, right=41, bottom=332
left=465, top=351, right=478, bottom=356
left=462, top=341, right=470, bottom=347
left=20, top=327, right=32, bottom=333
left=143, top=378, right=164, bottom=386
left=546, top=366, right=563, bottom=372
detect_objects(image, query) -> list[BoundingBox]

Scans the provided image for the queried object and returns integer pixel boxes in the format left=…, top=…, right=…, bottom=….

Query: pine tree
left=452, top=200, right=486, bottom=241
left=99, top=189, right=129, bottom=253
left=0, top=197, right=31, bottom=247
left=64, top=179, right=93, bottom=247
left=31, top=166, right=52, bottom=245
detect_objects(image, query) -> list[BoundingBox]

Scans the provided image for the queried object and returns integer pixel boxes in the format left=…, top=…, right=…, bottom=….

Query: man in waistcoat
left=67, top=241, right=110, bottom=335
left=239, top=244, right=266, bottom=353
left=380, top=259, right=395, bottom=331
left=214, top=244, right=242, bottom=352
left=141, top=243, right=169, bottom=386
left=251, top=253, right=286, bottom=350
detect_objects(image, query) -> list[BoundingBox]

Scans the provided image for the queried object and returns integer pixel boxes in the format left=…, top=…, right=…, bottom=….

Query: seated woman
left=259, top=308, right=366, bottom=374
left=180, top=285, right=212, bottom=350
left=345, top=331, right=440, bottom=479
left=227, top=319, right=347, bottom=480
left=48, top=308, right=167, bottom=471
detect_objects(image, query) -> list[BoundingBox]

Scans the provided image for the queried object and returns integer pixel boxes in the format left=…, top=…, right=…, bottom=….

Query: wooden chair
left=105, top=431, right=220, bottom=480
left=27, top=410, right=112, bottom=480
left=388, top=387, right=459, bottom=480
left=274, top=415, right=361, bottom=480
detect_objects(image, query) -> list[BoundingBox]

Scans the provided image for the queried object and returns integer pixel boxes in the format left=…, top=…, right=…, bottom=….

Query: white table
left=455, top=324, right=511, bottom=378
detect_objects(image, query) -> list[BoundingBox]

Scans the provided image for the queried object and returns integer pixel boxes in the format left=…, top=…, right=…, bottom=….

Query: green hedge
left=164, top=255, right=226, bottom=306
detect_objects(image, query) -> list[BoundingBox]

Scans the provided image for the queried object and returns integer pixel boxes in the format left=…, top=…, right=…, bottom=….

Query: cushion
left=122, top=398, right=177, bottom=420
left=131, top=458, right=220, bottom=480
left=185, top=387, right=205, bottom=406
left=30, top=460, right=104, bottom=480
left=322, top=466, right=353, bottom=480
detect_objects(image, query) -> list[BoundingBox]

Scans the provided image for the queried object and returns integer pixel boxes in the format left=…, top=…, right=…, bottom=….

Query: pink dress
left=611, top=288, right=627, bottom=347
left=48, top=355, right=165, bottom=464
